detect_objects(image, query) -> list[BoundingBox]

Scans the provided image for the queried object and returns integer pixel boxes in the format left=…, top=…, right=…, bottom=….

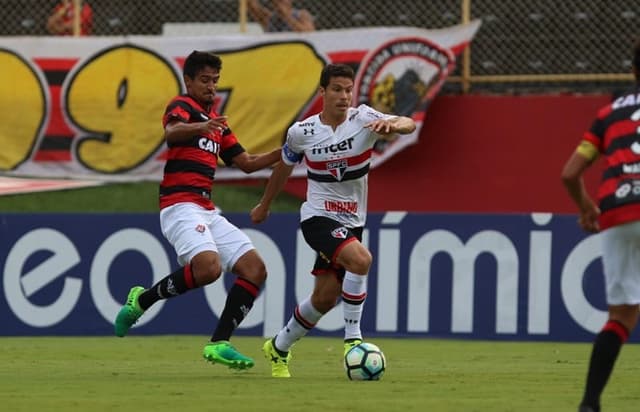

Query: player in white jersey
left=251, top=63, right=416, bottom=377
left=291, top=103, right=385, bottom=228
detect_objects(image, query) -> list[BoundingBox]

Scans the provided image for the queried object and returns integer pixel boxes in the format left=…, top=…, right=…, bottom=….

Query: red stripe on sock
left=184, top=264, right=195, bottom=289
left=294, top=306, right=316, bottom=329
left=602, top=320, right=629, bottom=342
left=342, top=291, right=367, bottom=301
left=235, top=278, right=259, bottom=297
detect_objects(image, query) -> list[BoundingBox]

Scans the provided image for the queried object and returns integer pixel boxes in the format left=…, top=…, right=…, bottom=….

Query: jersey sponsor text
left=198, top=138, right=220, bottom=154
left=311, top=137, right=355, bottom=155
left=325, top=200, right=358, bottom=214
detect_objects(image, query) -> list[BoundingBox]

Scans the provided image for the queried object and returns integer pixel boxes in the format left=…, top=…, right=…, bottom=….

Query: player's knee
left=195, top=260, right=222, bottom=285
left=232, top=251, right=268, bottom=287
left=348, top=249, right=372, bottom=275
left=244, top=260, right=268, bottom=287
left=606, top=304, right=640, bottom=335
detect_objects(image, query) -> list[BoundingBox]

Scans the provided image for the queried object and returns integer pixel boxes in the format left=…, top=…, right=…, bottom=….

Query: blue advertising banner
left=0, top=212, right=620, bottom=342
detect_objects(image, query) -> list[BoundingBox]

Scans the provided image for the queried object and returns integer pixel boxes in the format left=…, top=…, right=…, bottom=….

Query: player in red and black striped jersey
left=562, top=40, right=640, bottom=412
left=114, top=51, right=280, bottom=370
left=159, top=94, right=245, bottom=210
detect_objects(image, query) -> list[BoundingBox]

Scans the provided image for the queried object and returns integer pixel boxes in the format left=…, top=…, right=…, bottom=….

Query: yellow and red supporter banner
left=0, top=22, right=480, bottom=181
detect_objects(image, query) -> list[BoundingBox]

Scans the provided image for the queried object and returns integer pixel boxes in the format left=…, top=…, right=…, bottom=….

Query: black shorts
left=300, top=216, right=363, bottom=279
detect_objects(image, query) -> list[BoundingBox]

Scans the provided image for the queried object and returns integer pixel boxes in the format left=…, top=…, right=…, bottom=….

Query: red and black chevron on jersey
left=582, top=88, right=640, bottom=229
left=159, top=94, right=244, bottom=210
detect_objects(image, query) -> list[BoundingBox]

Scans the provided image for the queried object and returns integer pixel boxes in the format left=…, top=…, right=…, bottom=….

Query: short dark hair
left=183, top=51, right=222, bottom=79
left=319, top=64, right=355, bottom=88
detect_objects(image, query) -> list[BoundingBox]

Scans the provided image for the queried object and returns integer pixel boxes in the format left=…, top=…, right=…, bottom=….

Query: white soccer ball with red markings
left=344, top=342, right=386, bottom=381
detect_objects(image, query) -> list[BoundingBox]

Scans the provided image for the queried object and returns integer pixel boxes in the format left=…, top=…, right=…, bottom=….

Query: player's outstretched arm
left=232, top=148, right=281, bottom=173
left=164, top=117, right=228, bottom=144
left=389, top=116, right=417, bottom=134
left=251, top=161, right=295, bottom=223
left=365, top=116, right=416, bottom=139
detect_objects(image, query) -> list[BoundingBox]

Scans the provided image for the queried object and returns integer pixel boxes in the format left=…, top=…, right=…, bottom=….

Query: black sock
left=138, top=264, right=196, bottom=310
left=211, top=278, right=259, bottom=342
left=581, top=320, right=628, bottom=410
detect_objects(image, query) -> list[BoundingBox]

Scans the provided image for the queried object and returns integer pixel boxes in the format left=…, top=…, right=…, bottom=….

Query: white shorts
left=601, top=220, right=640, bottom=305
left=160, top=202, right=254, bottom=272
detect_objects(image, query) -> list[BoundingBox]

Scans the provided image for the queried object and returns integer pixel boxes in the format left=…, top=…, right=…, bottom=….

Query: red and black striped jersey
left=582, top=88, right=640, bottom=229
left=159, top=94, right=244, bottom=210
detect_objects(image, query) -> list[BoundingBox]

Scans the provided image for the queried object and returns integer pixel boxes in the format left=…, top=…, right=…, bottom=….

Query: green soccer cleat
left=263, top=338, right=291, bottom=378
left=114, top=286, right=145, bottom=337
left=203, top=341, right=255, bottom=370
left=343, top=338, right=363, bottom=356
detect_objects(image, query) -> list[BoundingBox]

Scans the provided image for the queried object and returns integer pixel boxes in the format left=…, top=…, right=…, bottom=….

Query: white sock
left=274, top=296, right=323, bottom=352
left=342, top=271, right=367, bottom=341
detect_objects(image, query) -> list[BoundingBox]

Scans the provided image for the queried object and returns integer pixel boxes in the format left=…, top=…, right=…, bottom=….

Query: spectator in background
left=561, top=40, right=640, bottom=412
left=247, top=0, right=315, bottom=32
left=46, top=0, right=93, bottom=36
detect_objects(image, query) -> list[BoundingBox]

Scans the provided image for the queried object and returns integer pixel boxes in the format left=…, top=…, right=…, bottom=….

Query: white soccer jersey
left=282, top=104, right=392, bottom=227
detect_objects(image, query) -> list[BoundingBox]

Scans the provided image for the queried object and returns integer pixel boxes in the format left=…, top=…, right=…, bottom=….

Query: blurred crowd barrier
left=2, top=0, right=638, bottom=93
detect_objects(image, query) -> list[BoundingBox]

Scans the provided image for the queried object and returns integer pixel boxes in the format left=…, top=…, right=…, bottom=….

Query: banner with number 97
left=0, top=21, right=480, bottom=181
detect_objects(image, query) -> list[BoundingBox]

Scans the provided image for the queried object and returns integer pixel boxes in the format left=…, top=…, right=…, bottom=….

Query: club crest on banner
left=354, top=37, right=455, bottom=157
left=355, top=37, right=454, bottom=118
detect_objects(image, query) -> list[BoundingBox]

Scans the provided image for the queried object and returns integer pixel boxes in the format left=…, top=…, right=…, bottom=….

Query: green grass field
left=2, top=185, right=640, bottom=411
left=0, top=182, right=302, bottom=213
left=1, top=336, right=639, bottom=411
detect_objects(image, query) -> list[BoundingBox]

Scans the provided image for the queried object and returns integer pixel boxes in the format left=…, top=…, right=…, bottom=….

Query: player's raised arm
left=250, top=161, right=295, bottom=223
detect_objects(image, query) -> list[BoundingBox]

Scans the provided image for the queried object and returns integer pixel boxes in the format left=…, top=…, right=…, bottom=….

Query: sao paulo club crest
left=331, top=227, right=349, bottom=239
left=327, top=159, right=349, bottom=181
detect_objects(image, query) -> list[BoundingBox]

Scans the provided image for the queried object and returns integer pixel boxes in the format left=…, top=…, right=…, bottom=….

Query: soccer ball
left=344, top=342, right=386, bottom=380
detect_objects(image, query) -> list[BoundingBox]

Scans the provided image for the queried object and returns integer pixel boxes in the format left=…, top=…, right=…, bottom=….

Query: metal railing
left=2, top=0, right=637, bottom=93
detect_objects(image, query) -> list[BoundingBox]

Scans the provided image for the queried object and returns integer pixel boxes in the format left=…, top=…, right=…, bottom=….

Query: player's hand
left=250, top=203, right=270, bottom=224
left=200, top=116, right=228, bottom=134
left=364, top=119, right=395, bottom=135
left=578, top=204, right=600, bottom=233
